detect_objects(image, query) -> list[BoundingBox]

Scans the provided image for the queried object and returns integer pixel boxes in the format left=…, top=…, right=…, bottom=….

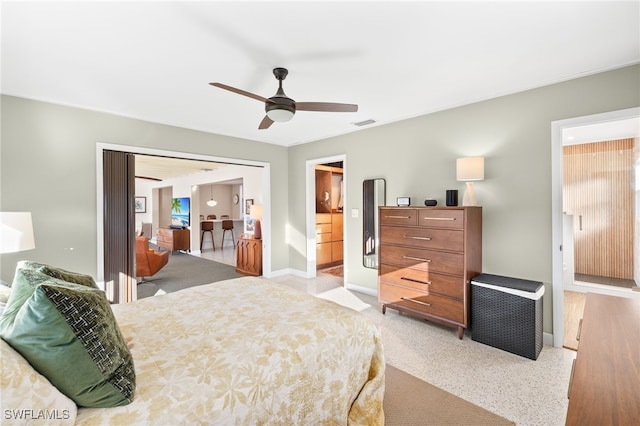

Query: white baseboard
left=344, top=282, right=378, bottom=297
left=544, top=332, right=555, bottom=347
left=267, top=268, right=310, bottom=279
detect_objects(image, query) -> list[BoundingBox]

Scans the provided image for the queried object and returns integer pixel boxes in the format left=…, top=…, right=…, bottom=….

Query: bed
left=1, top=272, right=385, bottom=425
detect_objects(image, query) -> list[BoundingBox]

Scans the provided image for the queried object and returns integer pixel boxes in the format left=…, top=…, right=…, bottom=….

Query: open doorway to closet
left=306, top=155, right=346, bottom=283
left=551, top=108, right=640, bottom=349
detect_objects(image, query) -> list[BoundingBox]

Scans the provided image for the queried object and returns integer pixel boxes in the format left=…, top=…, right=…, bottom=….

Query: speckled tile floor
left=271, top=272, right=576, bottom=426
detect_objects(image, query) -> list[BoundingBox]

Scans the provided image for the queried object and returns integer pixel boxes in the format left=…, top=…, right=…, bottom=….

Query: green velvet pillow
left=17, top=260, right=99, bottom=289
left=0, top=269, right=135, bottom=407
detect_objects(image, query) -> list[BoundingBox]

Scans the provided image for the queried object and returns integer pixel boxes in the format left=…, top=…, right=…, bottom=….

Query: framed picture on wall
left=135, top=196, right=147, bottom=213
left=245, top=198, right=254, bottom=215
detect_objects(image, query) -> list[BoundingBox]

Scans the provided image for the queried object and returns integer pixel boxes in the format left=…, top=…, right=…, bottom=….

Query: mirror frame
left=363, top=178, right=386, bottom=269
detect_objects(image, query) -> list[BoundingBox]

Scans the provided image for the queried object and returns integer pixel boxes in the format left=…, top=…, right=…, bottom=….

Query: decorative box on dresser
left=156, top=228, right=190, bottom=253
left=236, top=236, right=262, bottom=276
left=378, top=206, right=482, bottom=339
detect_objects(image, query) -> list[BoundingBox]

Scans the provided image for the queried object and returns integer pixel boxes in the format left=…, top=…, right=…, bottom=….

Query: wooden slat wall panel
left=563, top=139, right=634, bottom=280
left=103, top=150, right=135, bottom=303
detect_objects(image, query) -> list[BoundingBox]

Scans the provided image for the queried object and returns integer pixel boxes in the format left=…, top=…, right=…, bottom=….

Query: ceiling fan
left=210, top=67, right=358, bottom=129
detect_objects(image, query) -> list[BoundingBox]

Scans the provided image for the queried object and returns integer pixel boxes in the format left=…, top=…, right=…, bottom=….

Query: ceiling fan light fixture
left=266, top=107, right=295, bottom=122
left=266, top=98, right=295, bottom=122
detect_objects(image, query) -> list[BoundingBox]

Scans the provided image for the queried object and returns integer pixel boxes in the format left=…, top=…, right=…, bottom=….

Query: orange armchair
left=135, top=236, right=169, bottom=279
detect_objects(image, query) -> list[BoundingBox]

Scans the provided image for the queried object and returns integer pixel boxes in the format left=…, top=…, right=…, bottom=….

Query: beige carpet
left=384, top=365, right=515, bottom=425
left=315, top=286, right=371, bottom=311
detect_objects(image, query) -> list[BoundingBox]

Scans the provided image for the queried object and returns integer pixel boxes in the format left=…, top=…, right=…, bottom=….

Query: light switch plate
left=351, top=208, right=359, bottom=218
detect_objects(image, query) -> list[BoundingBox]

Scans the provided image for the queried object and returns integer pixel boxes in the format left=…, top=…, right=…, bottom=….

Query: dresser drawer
left=380, top=226, right=463, bottom=252
left=379, top=283, right=464, bottom=324
left=418, top=209, right=464, bottom=229
left=380, top=208, right=418, bottom=226
left=316, top=231, right=333, bottom=243
left=380, top=245, right=464, bottom=276
left=380, top=264, right=464, bottom=299
left=316, top=223, right=331, bottom=234
left=379, top=264, right=431, bottom=292
left=316, top=242, right=332, bottom=265
left=316, top=213, right=332, bottom=224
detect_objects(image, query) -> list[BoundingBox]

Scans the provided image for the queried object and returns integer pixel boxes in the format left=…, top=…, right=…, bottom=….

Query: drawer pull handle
left=403, top=255, right=431, bottom=263
left=406, top=235, right=432, bottom=241
left=401, top=276, right=431, bottom=285
left=423, top=217, right=456, bottom=221
left=385, top=215, right=411, bottom=219
left=401, top=297, right=431, bottom=307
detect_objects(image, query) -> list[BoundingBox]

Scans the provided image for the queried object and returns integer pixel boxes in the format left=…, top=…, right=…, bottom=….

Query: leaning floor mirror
left=363, top=178, right=386, bottom=268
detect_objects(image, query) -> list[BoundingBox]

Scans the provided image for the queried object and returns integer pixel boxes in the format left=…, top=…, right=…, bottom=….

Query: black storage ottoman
left=471, top=273, right=544, bottom=360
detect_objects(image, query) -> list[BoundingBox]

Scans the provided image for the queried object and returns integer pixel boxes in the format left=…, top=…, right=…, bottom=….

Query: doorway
left=97, top=143, right=272, bottom=303
left=305, top=155, right=347, bottom=280
left=563, top=138, right=635, bottom=288
left=551, top=107, right=640, bottom=348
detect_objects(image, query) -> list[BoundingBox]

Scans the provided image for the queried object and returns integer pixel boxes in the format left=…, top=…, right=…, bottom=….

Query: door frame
left=550, top=106, right=639, bottom=347
left=305, top=154, right=347, bottom=279
left=96, top=142, right=272, bottom=285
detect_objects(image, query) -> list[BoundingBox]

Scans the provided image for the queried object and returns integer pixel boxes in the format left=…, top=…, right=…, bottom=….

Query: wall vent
left=352, top=119, right=376, bottom=127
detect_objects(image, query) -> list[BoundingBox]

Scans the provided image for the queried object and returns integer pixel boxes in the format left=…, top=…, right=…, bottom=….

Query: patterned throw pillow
left=0, top=269, right=135, bottom=407
left=17, top=260, right=99, bottom=288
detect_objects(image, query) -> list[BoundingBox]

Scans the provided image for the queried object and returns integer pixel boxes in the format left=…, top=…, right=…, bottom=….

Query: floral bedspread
left=76, top=276, right=385, bottom=425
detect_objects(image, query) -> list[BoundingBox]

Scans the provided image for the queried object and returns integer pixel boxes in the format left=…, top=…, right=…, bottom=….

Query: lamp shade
left=456, top=157, right=485, bottom=181
left=250, top=204, right=263, bottom=220
left=0, top=212, right=35, bottom=254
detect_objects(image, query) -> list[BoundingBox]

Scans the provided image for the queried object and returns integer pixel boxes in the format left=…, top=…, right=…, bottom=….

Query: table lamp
left=456, top=157, right=484, bottom=206
left=250, top=205, right=263, bottom=240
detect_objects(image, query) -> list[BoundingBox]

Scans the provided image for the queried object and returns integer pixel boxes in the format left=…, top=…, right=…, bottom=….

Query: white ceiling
left=2, top=1, right=639, bottom=147
left=135, top=154, right=228, bottom=181
left=563, top=117, right=640, bottom=146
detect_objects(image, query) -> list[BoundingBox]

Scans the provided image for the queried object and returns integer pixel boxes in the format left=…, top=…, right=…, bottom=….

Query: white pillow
left=0, top=338, right=77, bottom=425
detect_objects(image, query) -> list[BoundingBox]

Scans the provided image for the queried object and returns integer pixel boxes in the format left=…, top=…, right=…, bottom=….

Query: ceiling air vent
left=352, top=119, right=376, bottom=127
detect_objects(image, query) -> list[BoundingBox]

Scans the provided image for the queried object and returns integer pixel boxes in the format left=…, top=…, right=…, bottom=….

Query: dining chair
left=200, top=221, right=215, bottom=251
left=221, top=220, right=235, bottom=248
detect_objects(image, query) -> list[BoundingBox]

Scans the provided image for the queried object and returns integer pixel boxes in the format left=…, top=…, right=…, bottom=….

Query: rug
left=137, top=251, right=241, bottom=299
left=384, top=364, right=515, bottom=425
left=321, top=266, right=343, bottom=277
left=315, top=287, right=371, bottom=311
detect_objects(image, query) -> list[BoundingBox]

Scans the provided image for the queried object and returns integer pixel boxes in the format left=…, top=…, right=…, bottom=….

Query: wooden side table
left=157, top=228, right=190, bottom=253
left=236, top=236, right=262, bottom=276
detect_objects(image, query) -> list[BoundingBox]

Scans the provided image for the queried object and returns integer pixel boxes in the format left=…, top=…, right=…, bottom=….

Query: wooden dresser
left=236, top=237, right=262, bottom=276
left=566, top=293, right=640, bottom=425
left=378, top=206, right=482, bottom=339
left=156, top=228, right=190, bottom=252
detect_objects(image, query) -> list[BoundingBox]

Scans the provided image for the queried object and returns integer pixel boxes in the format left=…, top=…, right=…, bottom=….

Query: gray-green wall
left=0, top=97, right=288, bottom=279
left=1, top=65, right=638, bottom=335
left=288, top=64, right=640, bottom=333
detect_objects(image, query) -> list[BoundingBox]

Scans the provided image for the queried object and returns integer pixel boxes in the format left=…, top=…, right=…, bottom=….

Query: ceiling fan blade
left=209, top=82, right=274, bottom=104
left=258, top=115, right=274, bottom=130
left=296, top=102, right=358, bottom=113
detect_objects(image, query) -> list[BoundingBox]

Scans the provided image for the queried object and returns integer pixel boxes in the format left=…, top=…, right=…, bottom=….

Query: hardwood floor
left=575, top=273, right=636, bottom=289
left=563, top=290, right=586, bottom=350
